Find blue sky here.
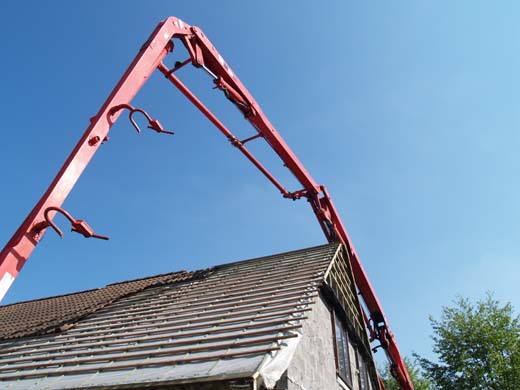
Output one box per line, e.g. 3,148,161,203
1,1,519,363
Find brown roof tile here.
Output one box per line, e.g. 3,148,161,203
0,270,202,340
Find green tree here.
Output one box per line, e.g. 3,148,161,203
416,293,520,390
381,357,433,390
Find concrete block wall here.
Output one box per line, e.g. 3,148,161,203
281,294,348,390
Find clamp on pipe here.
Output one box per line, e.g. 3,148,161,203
31,206,109,240
109,104,174,135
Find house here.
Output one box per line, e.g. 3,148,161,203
0,243,381,390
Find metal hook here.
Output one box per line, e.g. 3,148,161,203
372,344,383,353
109,104,174,135
41,206,109,240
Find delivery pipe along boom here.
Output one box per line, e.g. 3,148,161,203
0,17,413,390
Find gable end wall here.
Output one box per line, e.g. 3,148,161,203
279,293,351,390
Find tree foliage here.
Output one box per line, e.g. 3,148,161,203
381,357,433,390
416,293,520,390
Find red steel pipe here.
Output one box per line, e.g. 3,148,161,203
158,62,291,197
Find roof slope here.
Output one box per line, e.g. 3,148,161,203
0,271,198,340
0,243,340,389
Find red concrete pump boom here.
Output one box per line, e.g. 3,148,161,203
0,17,413,389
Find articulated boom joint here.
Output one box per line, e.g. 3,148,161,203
213,77,254,116
283,189,308,200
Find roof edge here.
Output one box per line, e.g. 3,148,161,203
213,242,339,270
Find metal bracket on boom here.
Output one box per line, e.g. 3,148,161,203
109,104,174,135
31,207,109,241
371,344,384,353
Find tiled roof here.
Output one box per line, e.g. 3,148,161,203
0,271,198,340
0,243,341,389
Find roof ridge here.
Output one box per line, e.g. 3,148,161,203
213,242,339,270
106,270,190,286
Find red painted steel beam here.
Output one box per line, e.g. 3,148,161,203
156,63,292,198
